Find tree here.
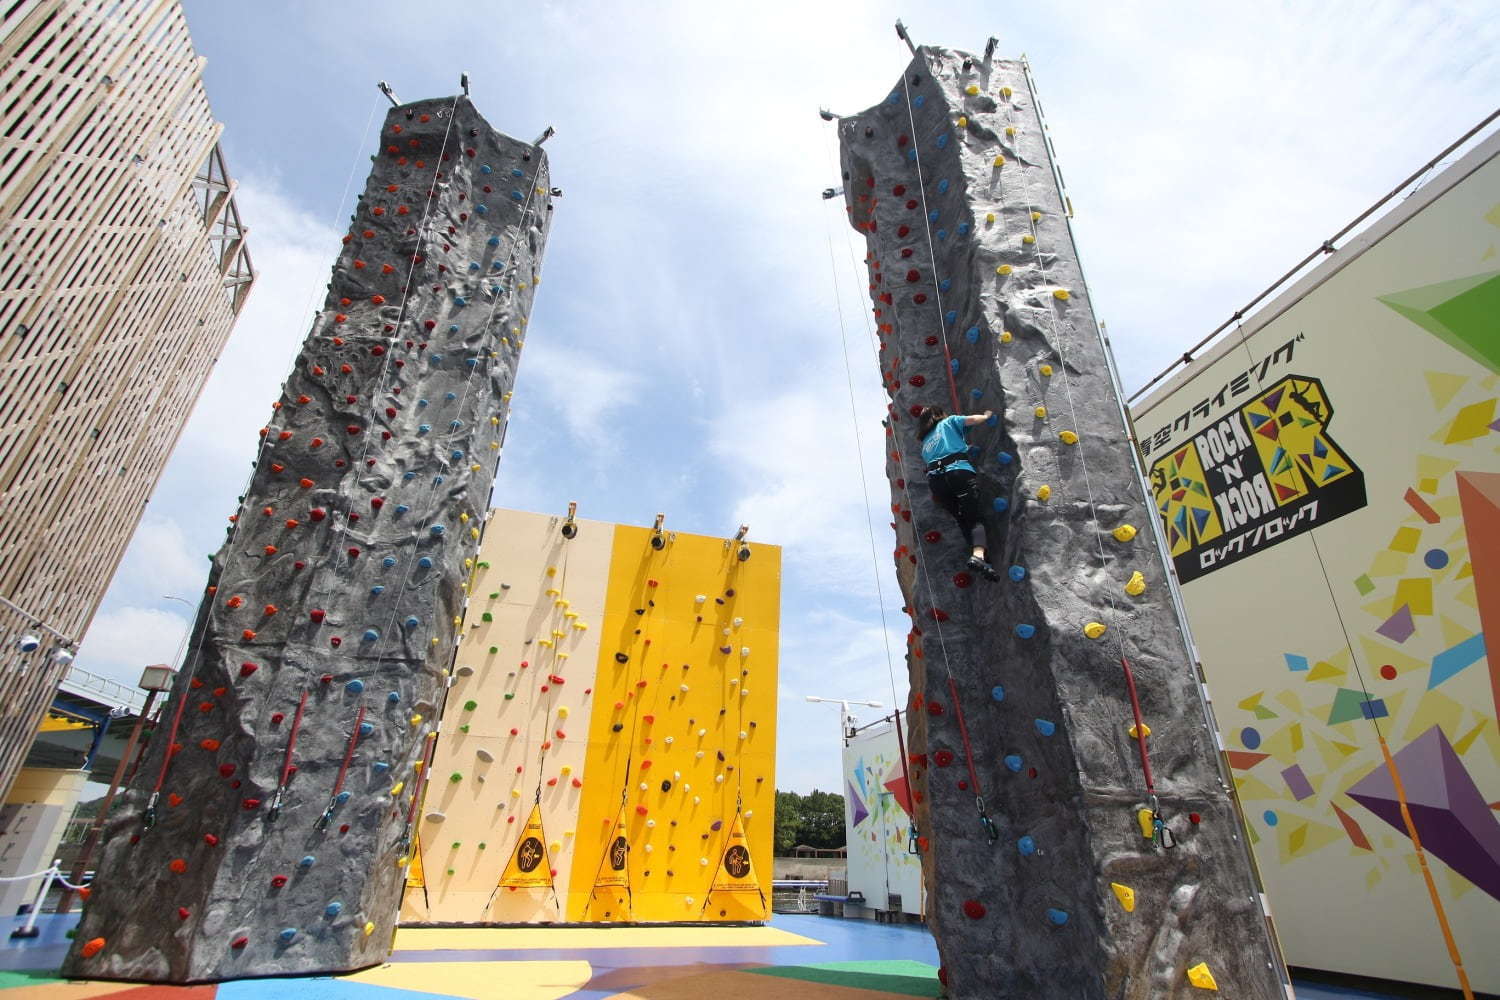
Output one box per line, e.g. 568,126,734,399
773,788,847,853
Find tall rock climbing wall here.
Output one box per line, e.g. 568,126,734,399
398,508,779,925
839,45,1291,998
62,95,553,982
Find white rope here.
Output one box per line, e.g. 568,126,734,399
0,865,56,883
55,872,92,890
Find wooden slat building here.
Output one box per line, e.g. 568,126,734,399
0,0,254,798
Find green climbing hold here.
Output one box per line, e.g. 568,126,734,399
463,699,478,711
449,772,463,783
488,646,499,654
451,841,461,849
504,692,515,700
459,724,470,733
489,592,500,599
478,842,487,850
482,612,494,622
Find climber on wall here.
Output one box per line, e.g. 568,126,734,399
917,406,1001,581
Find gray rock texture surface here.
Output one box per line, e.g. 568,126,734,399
62,96,552,982
839,47,1288,999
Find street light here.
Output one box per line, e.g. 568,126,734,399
806,695,883,744
58,663,177,913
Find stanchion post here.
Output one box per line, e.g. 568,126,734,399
11,860,59,939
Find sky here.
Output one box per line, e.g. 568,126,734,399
75,0,1500,793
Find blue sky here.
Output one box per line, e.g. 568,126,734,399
76,0,1499,792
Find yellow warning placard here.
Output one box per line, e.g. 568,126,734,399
500,803,554,889
405,831,425,889
593,805,631,890
710,813,762,893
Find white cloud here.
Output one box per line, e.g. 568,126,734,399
76,607,191,688
515,341,644,446
106,516,203,600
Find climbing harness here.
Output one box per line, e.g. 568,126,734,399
316,705,366,830
924,452,970,474
267,690,308,823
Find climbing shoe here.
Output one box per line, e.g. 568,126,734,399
968,555,1001,582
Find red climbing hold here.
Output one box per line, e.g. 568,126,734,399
348,547,361,559
240,662,258,677
905,269,920,282
310,508,326,521
230,936,248,950
203,834,219,847
263,604,278,617
934,749,955,767
242,798,260,810
371,294,386,305
219,764,236,777
953,573,972,588
927,701,945,716
963,900,986,919
241,630,256,641
909,375,926,387
168,793,183,807
898,135,910,147
169,859,187,873
1189,813,1202,825
371,497,384,509
299,478,314,489
892,184,906,195
636,805,649,816
897,225,911,237
923,531,942,543
200,739,221,752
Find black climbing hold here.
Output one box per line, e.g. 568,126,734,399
911,74,922,85
614,652,629,664
864,127,874,138
660,780,672,792
612,723,624,732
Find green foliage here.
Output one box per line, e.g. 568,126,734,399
774,788,846,854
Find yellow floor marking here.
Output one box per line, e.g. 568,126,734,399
393,923,821,952
348,960,591,1000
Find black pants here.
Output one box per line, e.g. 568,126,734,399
929,469,986,552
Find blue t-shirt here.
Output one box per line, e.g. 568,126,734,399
921,414,974,473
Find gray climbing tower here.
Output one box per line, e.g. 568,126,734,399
838,43,1291,998
62,95,553,981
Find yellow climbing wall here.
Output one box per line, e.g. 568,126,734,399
401,509,779,924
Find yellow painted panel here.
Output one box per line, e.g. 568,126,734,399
567,523,780,923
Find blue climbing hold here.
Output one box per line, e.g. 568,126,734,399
433,475,445,485
965,326,979,343
450,449,464,460
1018,836,1037,856
510,190,523,201
448,324,460,333
487,235,500,246
382,556,397,568
1014,623,1035,639
939,278,951,292
468,262,479,271
992,497,1009,512
279,928,297,942
370,585,384,595
325,901,342,918
492,261,504,270
944,310,957,324
417,556,433,569
373,761,390,773
345,679,365,694
1008,566,1026,582
418,398,430,407
958,222,970,236
1035,718,1056,736
992,685,1006,702
511,168,523,178
888,92,901,104
475,204,487,215
907,149,917,162
404,616,420,629
454,297,467,307
445,391,457,400
359,722,374,736
1004,754,1022,772
466,358,479,367
480,165,493,174
914,95,925,108
970,388,983,399
1047,908,1069,926
450,420,462,429
936,229,947,241
418,424,431,434
950,358,959,374
928,210,940,223
935,133,948,149
937,178,949,193
363,629,379,641
985,412,998,426
403,471,416,481
395,504,409,514
335,791,350,803
299,855,316,868
997,451,1014,464
387,691,400,703
430,353,443,363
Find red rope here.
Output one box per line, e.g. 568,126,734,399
938,343,961,414
150,673,193,794
891,707,914,809
331,705,366,797
1119,657,1155,794
946,676,983,797
280,690,309,787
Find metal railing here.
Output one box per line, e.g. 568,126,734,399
58,665,145,714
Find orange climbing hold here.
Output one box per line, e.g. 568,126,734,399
80,938,106,958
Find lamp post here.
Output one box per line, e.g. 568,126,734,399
805,695,883,745
57,663,176,913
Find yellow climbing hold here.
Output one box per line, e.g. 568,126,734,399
956,115,968,127
1128,722,1151,740
1186,963,1219,991
1137,808,1155,840
1034,405,1047,419
1112,524,1137,542
1083,621,1107,639
1110,882,1136,913
363,921,375,936
965,84,980,96
410,714,422,727
1125,571,1146,596
1038,364,1053,377
1031,210,1042,222
396,855,409,868
1000,330,1013,343
985,212,996,224
996,264,1012,276
1022,234,1036,245
1059,430,1079,445
1005,125,1017,137
993,154,1005,167
546,566,557,577
1036,484,1052,501
1053,288,1071,300
391,781,405,797
1001,86,1013,98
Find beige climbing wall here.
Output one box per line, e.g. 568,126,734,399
401,508,780,925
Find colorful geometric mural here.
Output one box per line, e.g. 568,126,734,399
842,721,924,916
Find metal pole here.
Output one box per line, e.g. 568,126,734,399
57,688,157,914
11,859,59,938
